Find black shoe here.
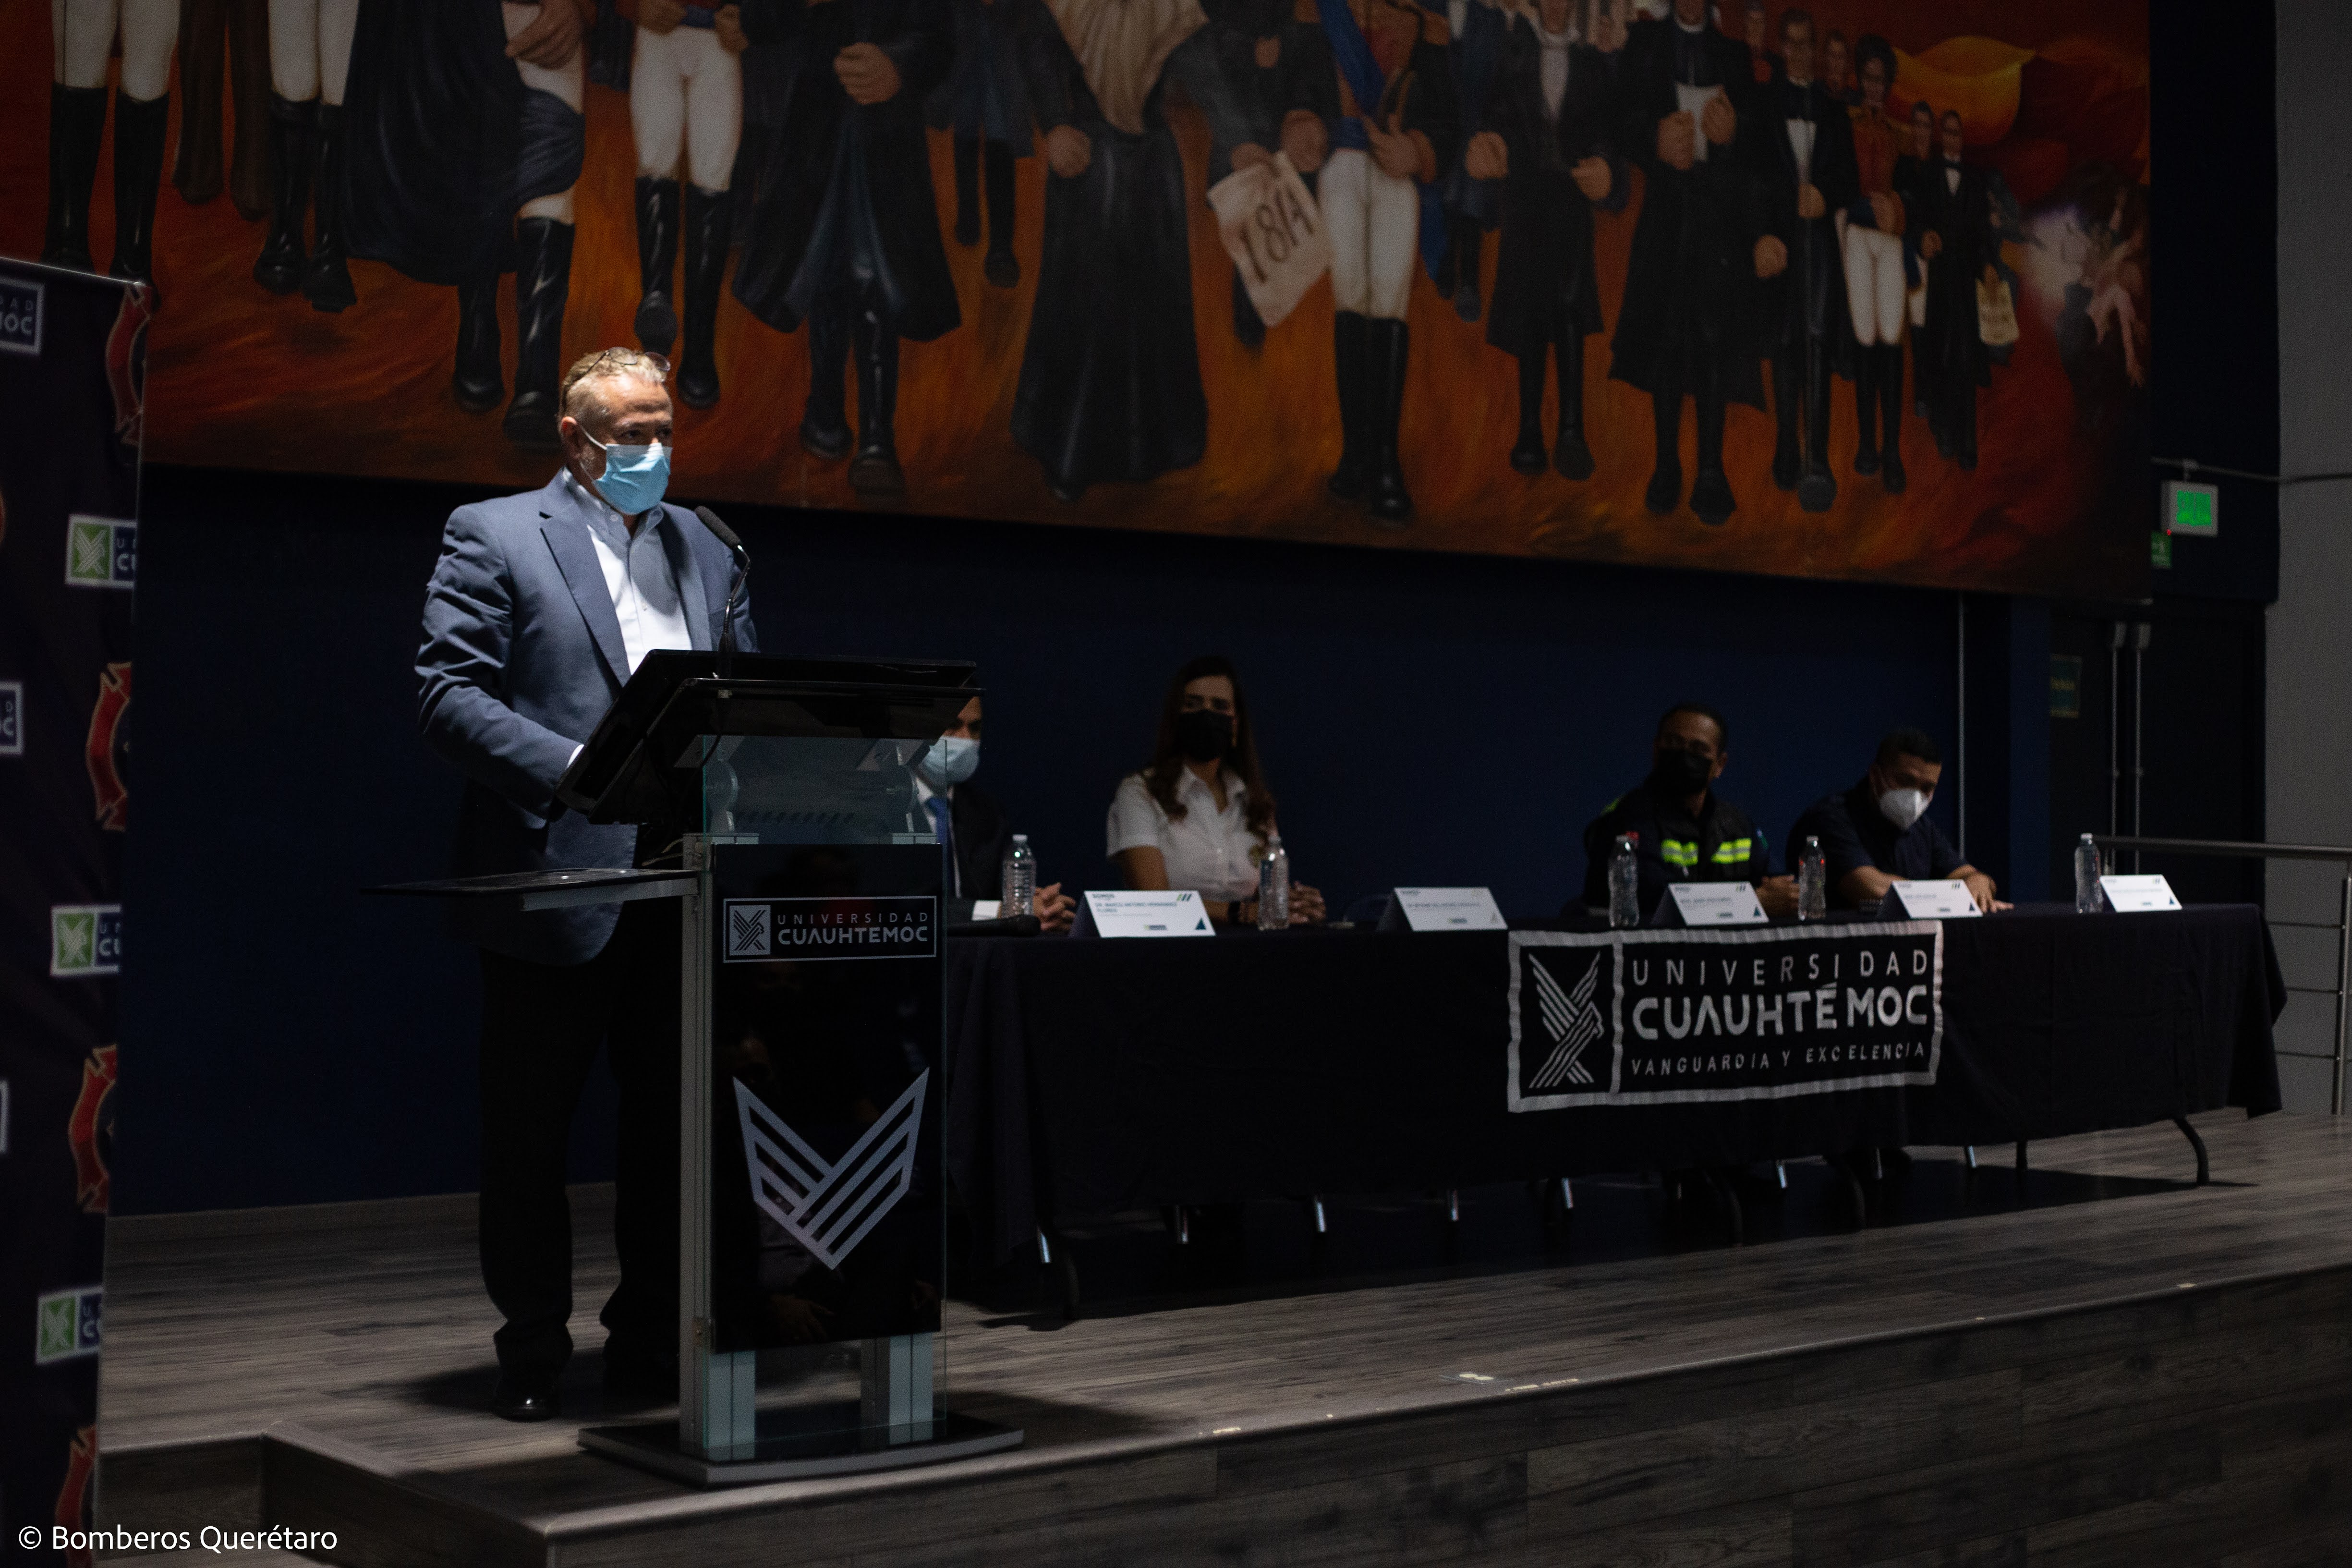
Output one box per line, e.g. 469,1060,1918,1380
1957,449,1977,472
1644,464,1682,515
452,274,503,413
109,91,171,282
983,250,1019,289
1509,422,1546,475
1935,428,1956,461
633,174,681,354
1881,451,1907,494
503,218,575,450
1327,311,1370,502
1366,318,1413,526
490,1373,561,1423
1854,446,1880,477
1797,465,1837,512
300,103,356,312
43,84,108,272
1553,428,1595,481
253,94,315,294
1689,466,1736,525
1770,439,1800,492
676,184,730,408
800,418,850,459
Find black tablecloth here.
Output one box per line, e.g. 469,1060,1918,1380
942,905,2284,1262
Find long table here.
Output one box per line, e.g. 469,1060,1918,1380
941,905,2284,1264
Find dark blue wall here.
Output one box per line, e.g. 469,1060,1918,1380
117,466,1989,1213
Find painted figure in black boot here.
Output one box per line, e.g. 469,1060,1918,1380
253,0,358,310
732,0,959,498
626,0,747,405
344,0,591,445
1606,0,1759,527
47,0,182,281
1840,36,1907,495
1751,11,1855,513
1281,0,1459,527
1432,0,1506,324
930,0,1034,288
1463,0,1621,479
1915,109,1990,472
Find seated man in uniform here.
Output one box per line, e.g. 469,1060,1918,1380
1788,726,2010,912
1576,703,1798,919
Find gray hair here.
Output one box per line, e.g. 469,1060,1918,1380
558,348,670,422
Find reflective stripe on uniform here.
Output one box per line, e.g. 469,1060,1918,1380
1711,838,1752,864
1661,839,1699,867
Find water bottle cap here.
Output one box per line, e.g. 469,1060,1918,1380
1012,833,1029,843
2080,833,2095,843
1806,835,1819,848
1268,833,1282,846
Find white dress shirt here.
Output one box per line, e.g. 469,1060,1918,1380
1106,769,1265,902
565,470,693,676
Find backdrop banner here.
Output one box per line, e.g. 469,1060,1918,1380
0,0,2149,597
0,261,144,1562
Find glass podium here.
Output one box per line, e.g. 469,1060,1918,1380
384,653,1020,1486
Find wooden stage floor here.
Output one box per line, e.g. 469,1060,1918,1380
97,1111,2352,1567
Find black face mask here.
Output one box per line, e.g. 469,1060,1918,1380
1651,747,1713,796
1174,708,1235,765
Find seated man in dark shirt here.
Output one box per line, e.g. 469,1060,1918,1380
1578,703,1798,919
1789,726,2010,912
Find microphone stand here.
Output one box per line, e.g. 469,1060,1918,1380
694,506,750,679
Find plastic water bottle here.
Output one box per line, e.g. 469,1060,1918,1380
1797,835,1826,922
1608,835,1641,929
1002,834,1036,918
2074,833,2104,913
1257,835,1290,930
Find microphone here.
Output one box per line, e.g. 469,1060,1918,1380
694,506,751,661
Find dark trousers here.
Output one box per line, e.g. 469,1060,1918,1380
477,899,680,1380
172,0,270,218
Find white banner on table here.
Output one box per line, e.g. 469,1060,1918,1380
2099,874,2182,912
1653,883,1770,927
1381,887,1507,931
1072,889,1214,938
1507,924,1944,1110
1888,880,1980,919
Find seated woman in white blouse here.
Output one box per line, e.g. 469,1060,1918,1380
1106,656,1326,924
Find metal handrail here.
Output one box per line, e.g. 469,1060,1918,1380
2091,835,2352,1115
2095,835,2352,863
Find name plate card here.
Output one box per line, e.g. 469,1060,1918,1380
1888,880,1980,919
1073,889,1214,938
1654,883,1770,927
2099,874,2182,913
1381,887,1508,932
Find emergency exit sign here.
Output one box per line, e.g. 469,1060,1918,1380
2163,480,2219,536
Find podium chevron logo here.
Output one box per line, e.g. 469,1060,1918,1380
734,1071,927,1270
1529,952,1605,1089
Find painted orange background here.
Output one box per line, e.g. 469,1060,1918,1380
0,0,2149,595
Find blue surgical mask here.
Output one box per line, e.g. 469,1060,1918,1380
584,432,671,515
916,736,979,790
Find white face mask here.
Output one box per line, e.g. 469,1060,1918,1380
916,736,979,790
1878,787,1929,831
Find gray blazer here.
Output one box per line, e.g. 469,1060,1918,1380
417,473,759,965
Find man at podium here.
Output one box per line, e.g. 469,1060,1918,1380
416,346,758,1422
